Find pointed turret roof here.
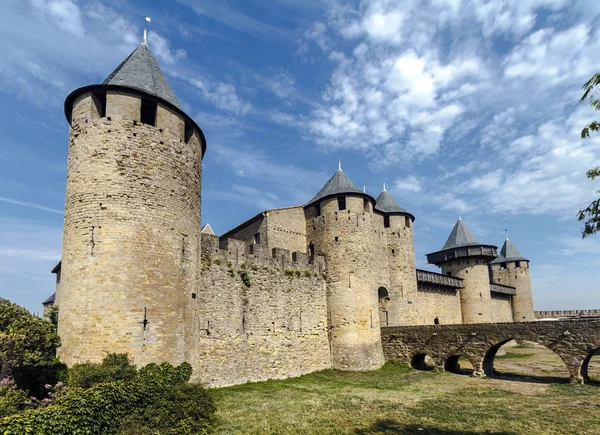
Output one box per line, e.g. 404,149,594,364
375,189,414,220
307,168,366,206
103,42,181,109
441,218,480,250
490,237,528,264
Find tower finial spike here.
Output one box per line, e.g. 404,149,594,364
338,159,341,171
383,181,386,191
458,214,462,221
362,184,366,193
143,16,151,44
505,229,509,241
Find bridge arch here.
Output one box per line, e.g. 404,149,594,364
580,346,600,383
411,353,436,371
444,355,475,375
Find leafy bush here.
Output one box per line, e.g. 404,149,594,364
68,353,138,388
0,362,192,435
0,378,30,419
0,298,63,398
117,383,216,435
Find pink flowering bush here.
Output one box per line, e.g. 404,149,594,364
0,378,29,418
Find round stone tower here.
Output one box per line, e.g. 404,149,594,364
426,218,497,324
305,165,385,370
374,185,418,326
57,40,206,367
489,236,534,322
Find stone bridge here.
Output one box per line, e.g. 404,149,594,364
381,319,600,383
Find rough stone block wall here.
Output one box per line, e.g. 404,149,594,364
414,285,462,325
490,262,534,322
266,206,307,254
306,195,386,371
490,294,513,323
193,234,330,387
58,92,202,368
156,104,184,139
442,258,492,323
383,215,420,326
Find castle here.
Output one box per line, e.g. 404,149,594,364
43,41,535,387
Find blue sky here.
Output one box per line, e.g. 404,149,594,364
1,0,600,313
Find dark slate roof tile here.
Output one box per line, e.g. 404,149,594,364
441,218,481,250
103,42,181,109
307,169,364,205
374,189,413,219
490,238,528,263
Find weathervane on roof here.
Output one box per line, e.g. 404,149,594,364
338,159,342,171
143,16,151,44
458,214,462,221
382,181,386,192
505,229,509,240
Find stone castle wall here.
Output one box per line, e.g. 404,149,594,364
490,294,513,323
413,285,463,325
490,262,534,322
194,233,330,387
58,91,202,367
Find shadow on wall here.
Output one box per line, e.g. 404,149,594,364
354,420,516,434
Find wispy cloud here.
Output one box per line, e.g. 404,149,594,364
0,196,63,214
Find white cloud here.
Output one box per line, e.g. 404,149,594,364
29,0,85,37
148,31,186,65
0,196,63,214
190,78,252,115
393,175,423,193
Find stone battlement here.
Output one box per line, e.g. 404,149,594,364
535,309,600,319
201,233,325,274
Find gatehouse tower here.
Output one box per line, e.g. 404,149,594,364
426,218,498,324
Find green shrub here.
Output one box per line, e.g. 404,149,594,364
304,270,312,277
238,271,251,287
0,362,192,435
0,378,30,419
284,269,294,276
117,383,216,435
68,353,137,388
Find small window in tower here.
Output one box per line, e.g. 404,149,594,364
140,97,157,126
315,203,321,217
335,236,339,242
391,249,395,254
184,121,194,143
309,243,315,257
384,215,390,228
254,232,260,244
501,263,507,270
363,198,369,212
337,196,346,211
405,216,411,228
515,261,521,268
446,271,452,276
91,91,106,118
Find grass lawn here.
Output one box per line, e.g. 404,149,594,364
210,346,600,435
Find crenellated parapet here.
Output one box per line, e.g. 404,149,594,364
201,233,325,275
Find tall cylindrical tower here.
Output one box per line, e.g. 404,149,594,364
374,187,419,326
426,218,497,324
57,41,206,367
489,237,534,322
305,168,385,370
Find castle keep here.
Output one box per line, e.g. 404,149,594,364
44,41,535,387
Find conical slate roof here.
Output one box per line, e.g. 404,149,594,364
441,218,481,250
490,238,528,263
103,42,181,109
375,189,414,220
307,169,364,205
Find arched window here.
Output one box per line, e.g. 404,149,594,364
378,287,390,301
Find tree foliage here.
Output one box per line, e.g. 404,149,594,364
579,75,600,238
68,353,138,389
0,298,65,397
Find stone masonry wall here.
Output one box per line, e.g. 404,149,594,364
58,91,202,368
490,262,534,322
490,294,513,323
306,195,386,371
383,214,420,326
414,285,462,325
266,206,307,254
194,233,330,387
442,258,492,323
